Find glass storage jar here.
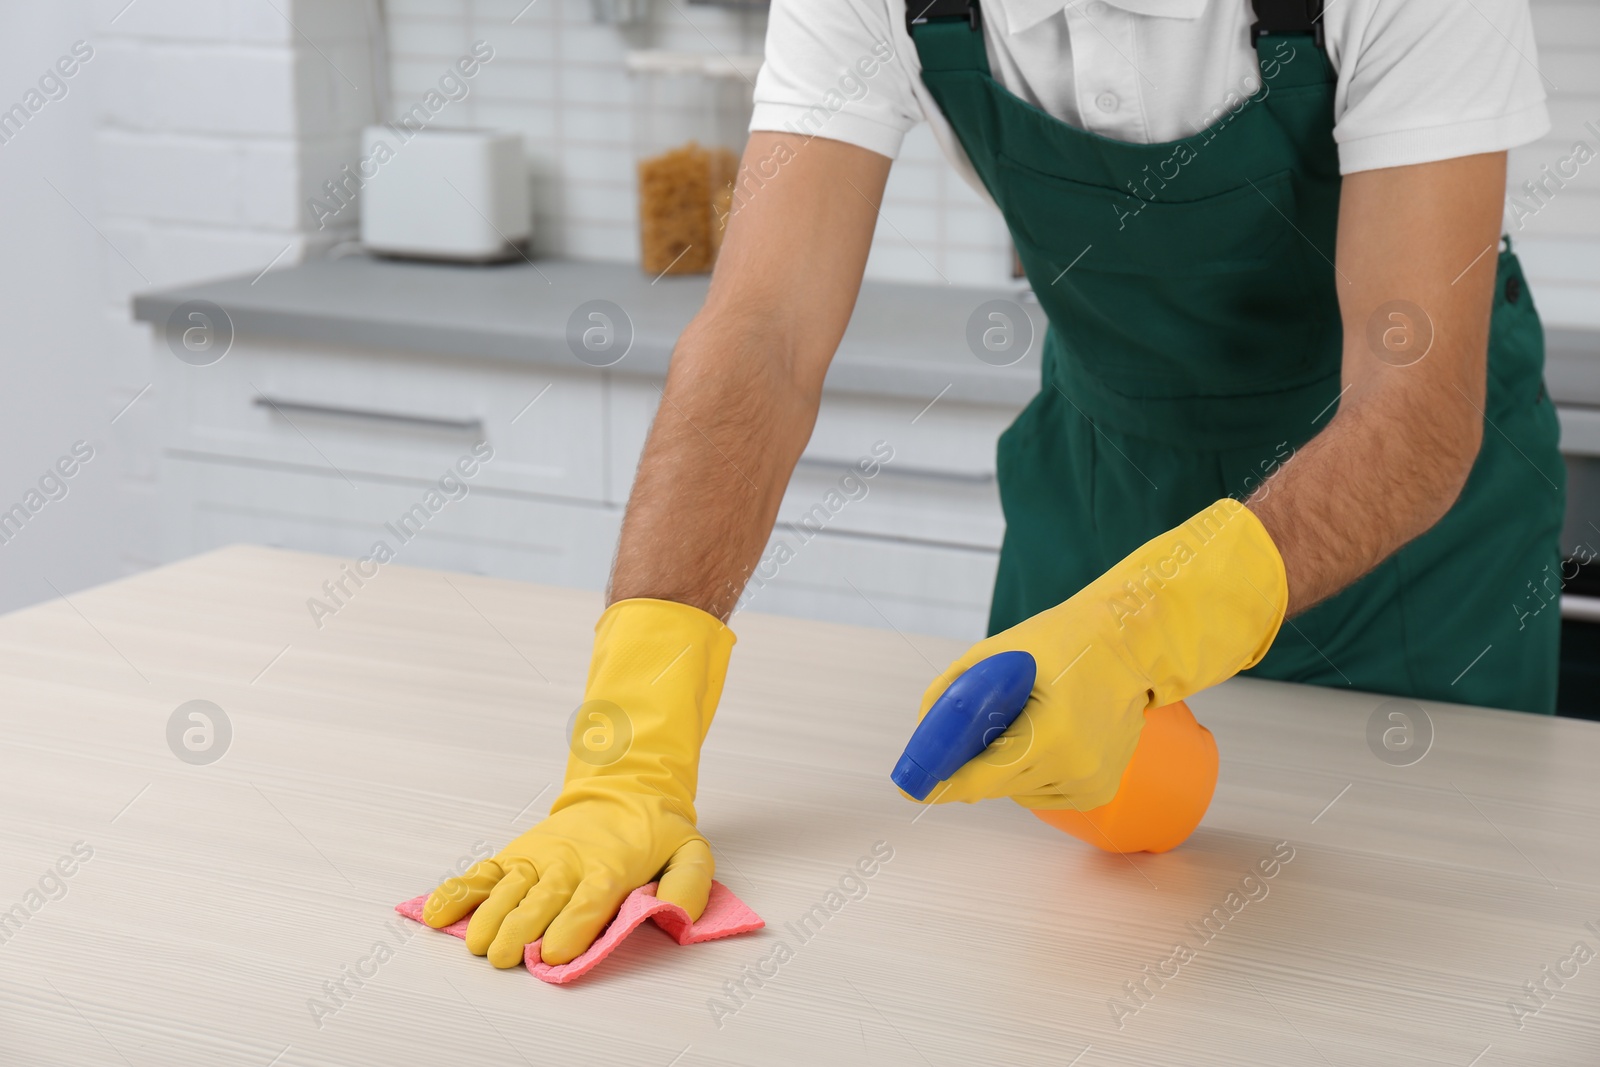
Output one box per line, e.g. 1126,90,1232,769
626,50,759,276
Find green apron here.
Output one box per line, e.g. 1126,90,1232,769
909,1,1566,713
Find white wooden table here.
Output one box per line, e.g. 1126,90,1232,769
3,546,1597,1065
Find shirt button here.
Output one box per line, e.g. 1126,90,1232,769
1088,0,1109,14
1096,91,1119,113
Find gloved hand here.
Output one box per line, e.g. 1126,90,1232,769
423,598,734,967
914,498,1286,811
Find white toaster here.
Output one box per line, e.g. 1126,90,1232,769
358,126,531,262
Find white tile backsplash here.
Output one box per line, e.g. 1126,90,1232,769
896,122,944,164
486,27,559,61
388,0,471,16
387,19,474,56
882,159,941,203
551,22,632,67
476,99,558,138
1506,1,1600,323
561,220,638,259
562,181,636,222
555,142,634,184
556,102,632,145
93,0,294,44
862,242,949,286
387,1,1597,307
472,60,560,100
873,203,943,246
97,41,301,136
944,205,1011,247
558,64,632,106
497,0,556,24
383,0,1014,284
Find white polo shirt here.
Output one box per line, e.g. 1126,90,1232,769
749,0,1549,195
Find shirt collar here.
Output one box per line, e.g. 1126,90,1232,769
998,0,1211,36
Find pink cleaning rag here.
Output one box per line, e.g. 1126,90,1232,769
395,880,763,984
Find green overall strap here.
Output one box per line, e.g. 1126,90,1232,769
907,0,990,74
1249,0,1335,87
908,0,1336,85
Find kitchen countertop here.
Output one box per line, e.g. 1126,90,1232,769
131,254,1600,411
132,256,1047,407
5,545,1598,1065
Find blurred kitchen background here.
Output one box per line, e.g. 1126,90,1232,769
0,1,1596,711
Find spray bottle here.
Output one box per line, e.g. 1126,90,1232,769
890,651,1218,854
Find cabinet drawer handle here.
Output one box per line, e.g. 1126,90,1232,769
1564,594,1600,624
794,454,995,485
253,396,484,434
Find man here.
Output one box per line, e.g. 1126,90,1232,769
425,0,1565,968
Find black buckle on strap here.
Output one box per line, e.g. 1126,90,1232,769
906,0,980,35
1250,0,1324,47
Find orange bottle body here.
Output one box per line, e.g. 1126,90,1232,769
1030,701,1217,854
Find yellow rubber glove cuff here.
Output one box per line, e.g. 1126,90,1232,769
423,597,735,967
916,498,1286,811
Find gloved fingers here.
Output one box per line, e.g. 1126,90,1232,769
539,870,634,966
423,858,504,928
1011,786,1113,812
984,745,1130,811
970,702,1039,773
896,779,955,805
656,837,714,921
486,867,580,969
930,760,1020,804
941,746,1125,809
925,705,1043,804
463,859,538,956
1009,791,1070,811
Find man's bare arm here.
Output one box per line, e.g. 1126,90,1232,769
1249,152,1507,615
608,133,892,618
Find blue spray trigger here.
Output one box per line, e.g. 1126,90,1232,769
891,650,1037,801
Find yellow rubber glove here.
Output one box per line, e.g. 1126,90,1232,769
423,598,734,967
915,498,1287,811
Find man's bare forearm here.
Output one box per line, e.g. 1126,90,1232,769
1248,153,1506,616
607,311,821,619
606,133,892,619
1247,357,1484,615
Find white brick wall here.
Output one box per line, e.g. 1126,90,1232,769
92,0,376,574
1511,1,1600,326
94,0,374,267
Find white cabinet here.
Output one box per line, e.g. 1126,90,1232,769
783,388,1011,551
609,378,1013,549
607,378,1020,639
159,339,608,502
158,337,1024,640
737,527,1001,642
164,458,621,590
